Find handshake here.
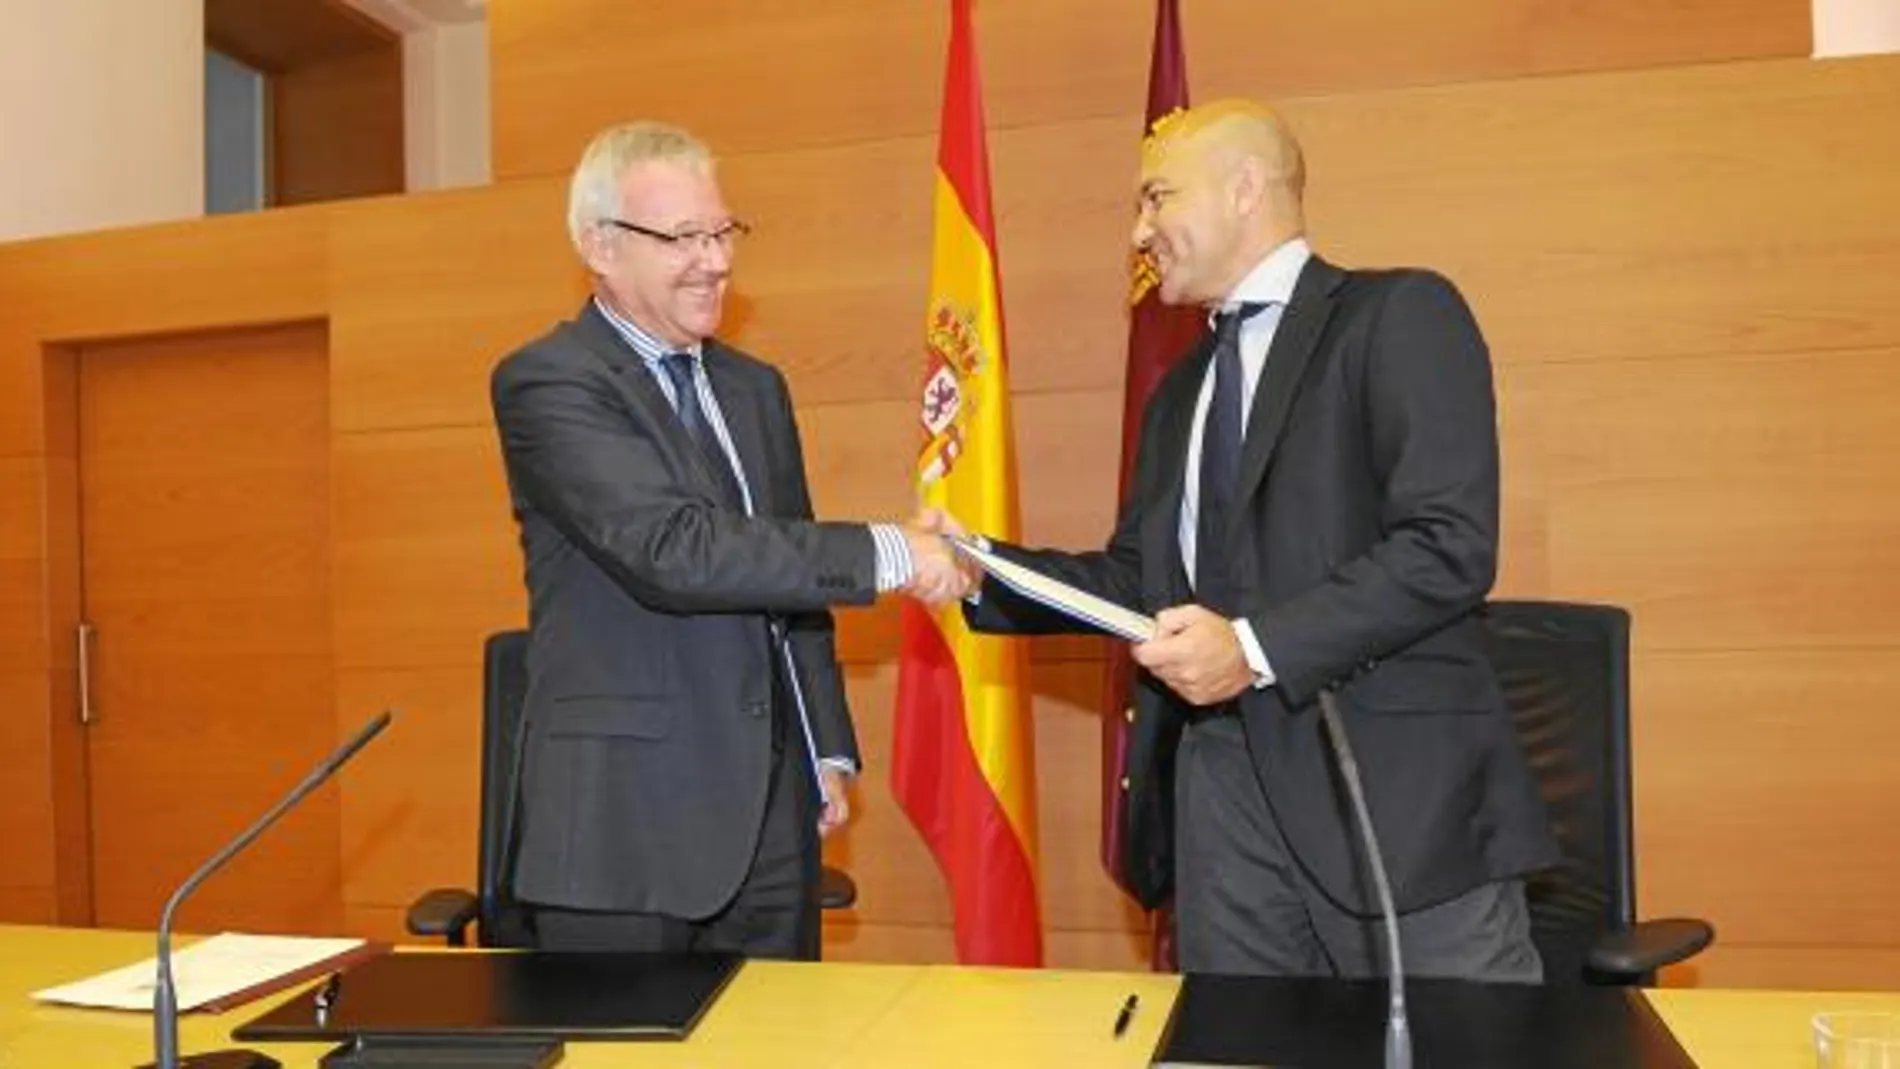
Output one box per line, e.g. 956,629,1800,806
897,508,982,608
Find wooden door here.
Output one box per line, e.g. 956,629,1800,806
76,323,338,933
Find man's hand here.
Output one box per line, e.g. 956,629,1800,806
817,766,851,837
1131,604,1255,706
901,508,979,606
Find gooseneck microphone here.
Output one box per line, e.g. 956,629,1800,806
1317,690,1411,1069
143,711,394,1069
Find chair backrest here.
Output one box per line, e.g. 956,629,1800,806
475,628,535,948
1478,600,1638,984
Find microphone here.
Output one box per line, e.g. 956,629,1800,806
141,711,394,1069
1317,690,1411,1069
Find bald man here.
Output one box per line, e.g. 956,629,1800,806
945,101,1558,978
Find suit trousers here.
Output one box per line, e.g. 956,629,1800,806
1173,715,1542,982
528,695,821,960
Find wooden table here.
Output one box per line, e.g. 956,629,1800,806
2,924,1893,1067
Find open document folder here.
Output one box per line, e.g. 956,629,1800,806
32,932,379,1013
950,536,1156,642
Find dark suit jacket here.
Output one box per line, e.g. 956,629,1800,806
968,257,1558,917
491,301,873,919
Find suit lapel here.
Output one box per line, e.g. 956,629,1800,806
571,301,739,506
1228,258,1346,539
573,300,679,428
702,341,774,516
1144,336,1213,607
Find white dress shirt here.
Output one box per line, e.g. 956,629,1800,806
1177,237,1313,689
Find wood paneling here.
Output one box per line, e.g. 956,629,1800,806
0,672,55,897
326,182,578,432
335,666,484,908
274,46,406,205
489,0,1810,180
332,426,521,670
1635,651,1900,949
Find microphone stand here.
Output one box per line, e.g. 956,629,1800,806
141,711,394,1069
1318,690,1411,1069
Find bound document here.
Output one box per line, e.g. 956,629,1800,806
32,932,383,1013
950,536,1156,642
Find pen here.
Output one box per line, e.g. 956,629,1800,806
1112,992,1139,1038
313,971,342,1026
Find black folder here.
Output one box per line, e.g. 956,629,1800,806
1153,974,1699,1068
232,952,742,1043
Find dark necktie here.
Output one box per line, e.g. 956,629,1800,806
1195,301,1270,611
660,352,745,510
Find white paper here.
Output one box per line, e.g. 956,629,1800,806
31,932,365,1012
952,536,1156,642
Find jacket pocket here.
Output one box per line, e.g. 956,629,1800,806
545,694,676,739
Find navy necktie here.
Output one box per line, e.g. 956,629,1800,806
1196,301,1270,611
660,352,744,510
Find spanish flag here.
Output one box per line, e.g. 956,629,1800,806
891,0,1042,967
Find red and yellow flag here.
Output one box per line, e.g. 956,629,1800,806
891,0,1042,967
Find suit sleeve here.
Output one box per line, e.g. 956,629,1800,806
962,379,1170,635
492,346,878,615
1249,272,1500,706
767,372,861,768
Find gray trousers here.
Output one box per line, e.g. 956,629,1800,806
1174,716,1542,982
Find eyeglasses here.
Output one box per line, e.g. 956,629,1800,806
601,217,752,256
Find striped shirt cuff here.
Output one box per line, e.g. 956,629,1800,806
870,523,914,592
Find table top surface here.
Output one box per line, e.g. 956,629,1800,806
1,924,1894,1068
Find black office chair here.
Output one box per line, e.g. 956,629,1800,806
1480,600,1713,984
406,629,857,948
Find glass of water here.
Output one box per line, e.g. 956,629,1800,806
1815,1013,1900,1069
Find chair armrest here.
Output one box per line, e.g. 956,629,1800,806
1586,917,1715,981
817,866,857,910
406,888,480,947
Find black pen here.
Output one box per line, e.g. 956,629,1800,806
1112,992,1139,1038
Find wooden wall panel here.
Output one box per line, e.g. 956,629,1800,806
1297,56,1900,367
273,47,406,205
332,427,520,671
488,0,1810,180
327,183,579,432
0,210,328,351
0,459,50,674
1636,652,1900,951
1506,349,1900,651
335,666,483,908
0,672,55,897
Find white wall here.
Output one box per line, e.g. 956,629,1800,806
0,0,203,243
404,21,491,191
1814,0,1900,56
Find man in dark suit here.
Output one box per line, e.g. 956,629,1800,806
936,100,1558,978
491,122,963,958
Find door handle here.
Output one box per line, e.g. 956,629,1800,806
77,621,95,725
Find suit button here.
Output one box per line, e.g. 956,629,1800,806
745,701,768,719
1123,706,1136,724
1119,776,1131,791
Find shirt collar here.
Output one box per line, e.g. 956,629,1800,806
1213,236,1313,321
592,296,704,365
